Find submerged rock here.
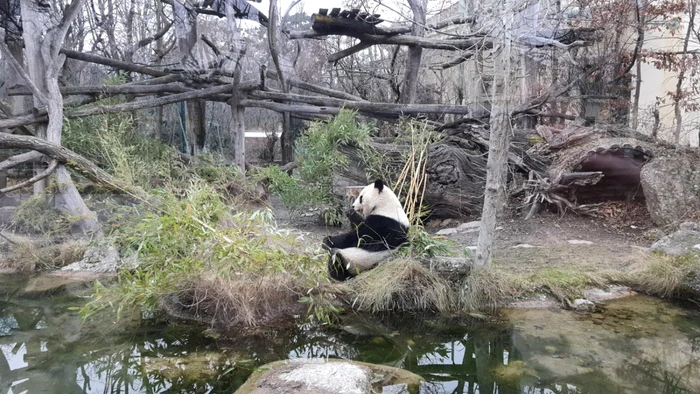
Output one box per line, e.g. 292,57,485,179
235,358,423,394
145,352,235,381
571,298,596,312
21,275,85,296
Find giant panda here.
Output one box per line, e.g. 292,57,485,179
322,179,410,281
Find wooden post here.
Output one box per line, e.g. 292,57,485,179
232,93,246,173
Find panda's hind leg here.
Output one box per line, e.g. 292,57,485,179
327,249,352,281
327,247,394,281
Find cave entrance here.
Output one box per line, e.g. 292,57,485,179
571,147,651,204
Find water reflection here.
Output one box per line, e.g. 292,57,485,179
1,274,699,394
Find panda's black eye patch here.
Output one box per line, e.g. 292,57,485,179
360,196,363,204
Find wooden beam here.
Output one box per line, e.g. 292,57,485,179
0,81,259,130
60,48,168,77
248,90,478,115
328,42,373,63
8,82,191,97
265,70,366,101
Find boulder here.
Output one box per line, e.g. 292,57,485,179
60,241,121,273
234,358,423,394
641,154,700,226
650,230,700,256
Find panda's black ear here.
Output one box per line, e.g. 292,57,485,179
374,179,384,192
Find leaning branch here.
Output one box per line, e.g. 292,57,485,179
328,42,373,63
245,91,478,115
0,160,57,195
266,70,366,101
0,151,44,172
0,133,148,201
60,48,168,77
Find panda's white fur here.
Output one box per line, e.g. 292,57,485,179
323,180,410,281
352,181,409,227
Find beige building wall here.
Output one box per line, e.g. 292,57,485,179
633,14,700,147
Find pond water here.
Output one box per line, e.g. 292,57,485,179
1,274,699,394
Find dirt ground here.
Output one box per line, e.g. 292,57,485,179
274,198,661,280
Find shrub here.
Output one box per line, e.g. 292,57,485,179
81,180,329,327
255,109,372,224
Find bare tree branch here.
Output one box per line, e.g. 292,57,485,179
429,52,475,70
0,151,44,173
136,21,174,50
0,159,57,195
265,70,366,101
8,83,191,97
328,42,372,63
289,29,492,51
245,91,479,115
0,39,48,105
60,48,169,77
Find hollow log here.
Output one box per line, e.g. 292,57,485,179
334,128,549,219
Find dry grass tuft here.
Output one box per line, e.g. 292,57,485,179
338,258,451,313
627,252,700,298
1,234,87,272
455,267,521,311
177,274,305,328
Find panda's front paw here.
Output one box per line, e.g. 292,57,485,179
322,236,334,251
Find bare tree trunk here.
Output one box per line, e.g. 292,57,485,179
267,0,293,163
401,0,427,104
172,0,205,154
20,0,101,235
673,1,695,145
630,2,645,131
224,0,248,172
19,2,49,195
154,0,166,142
0,31,26,189
186,99,206,153
475,0,517,268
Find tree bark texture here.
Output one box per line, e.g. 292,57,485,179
401,0,427,104
475,0,518,269
20,0,101,235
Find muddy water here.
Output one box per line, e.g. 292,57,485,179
1,273,698,394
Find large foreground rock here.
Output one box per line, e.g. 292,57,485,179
641,153,700,226
235,358,423,394
650,224,700,298
650,227,700,256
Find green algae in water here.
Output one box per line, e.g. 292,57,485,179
2,274,700,394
